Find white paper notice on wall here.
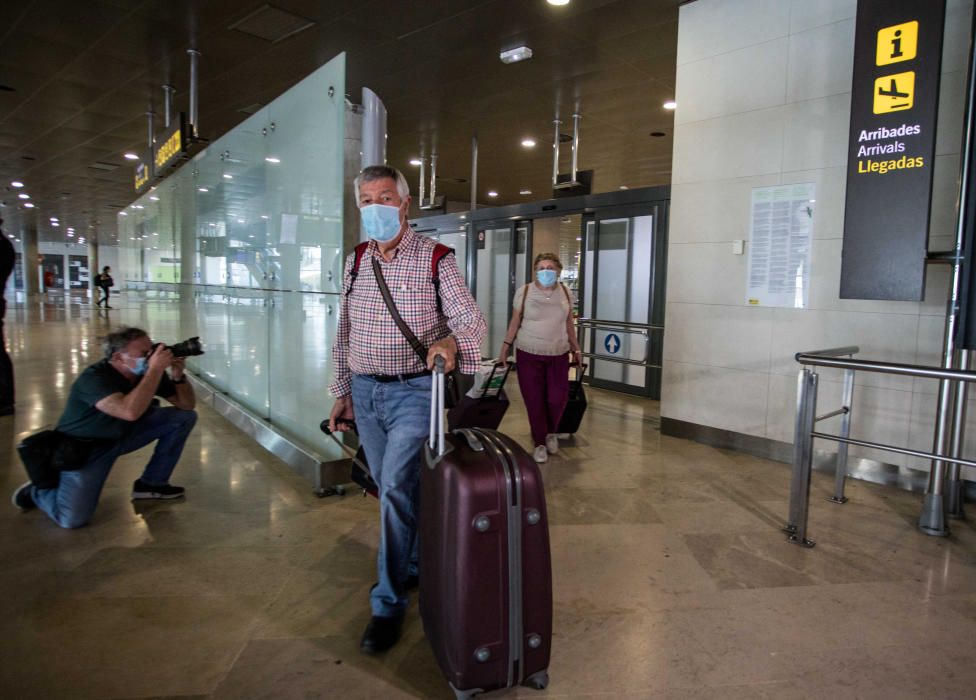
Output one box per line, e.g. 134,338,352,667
280,213,298,244
746,183,815,308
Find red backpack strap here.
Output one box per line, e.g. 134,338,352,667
430,243,454,313
346,241,370,296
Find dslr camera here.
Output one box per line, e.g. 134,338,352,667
155,336,205,358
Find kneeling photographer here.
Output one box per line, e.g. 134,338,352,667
12,327,200,529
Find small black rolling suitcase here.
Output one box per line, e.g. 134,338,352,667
421,359,553,700
319,418,378,498
556,362,587,435
447,361,512,431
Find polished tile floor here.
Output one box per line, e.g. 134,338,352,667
3,297,976,699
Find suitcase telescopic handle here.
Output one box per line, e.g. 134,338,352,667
429,355,446,456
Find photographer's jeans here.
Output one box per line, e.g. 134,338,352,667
351,374,430,618
32,406,197,529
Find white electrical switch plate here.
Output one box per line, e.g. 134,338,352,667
732,239,745,255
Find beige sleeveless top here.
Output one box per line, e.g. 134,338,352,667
512,283,571,356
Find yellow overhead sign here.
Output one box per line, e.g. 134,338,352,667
873,71,915,114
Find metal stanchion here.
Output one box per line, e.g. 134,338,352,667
786,368,818,547
947,350,970,519
829,368,856,504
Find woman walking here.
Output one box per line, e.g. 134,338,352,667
499,253,581,463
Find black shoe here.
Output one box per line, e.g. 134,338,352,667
131,479,185,500
360,615,403,654
12,482,35,511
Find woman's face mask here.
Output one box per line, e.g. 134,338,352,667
536,269,558,287
360,203,402,242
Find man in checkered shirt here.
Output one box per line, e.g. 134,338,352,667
328,165,486,654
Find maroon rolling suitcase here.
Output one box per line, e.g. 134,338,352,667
421,360,552,700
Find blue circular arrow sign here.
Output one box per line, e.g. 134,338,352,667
604,333,621,354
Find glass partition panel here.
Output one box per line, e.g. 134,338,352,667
476,226,512,358
117,53,347,463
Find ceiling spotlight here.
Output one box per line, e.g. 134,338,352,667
261,215,269,219
521,138,536,148
23,202,34,208
18,193,29,199
50,216,58,221
119,211,127,216
619,185,629,190
265,156,281,164
663,100,677,110
223,174,233,179
548,0,571,5
124,153,139,160
198,187,209,192
237,218,245,223
10,181,24,188
519,189,532,195
500,46,533,64
487,190,499,197
149,195,160,201
409,158,423,166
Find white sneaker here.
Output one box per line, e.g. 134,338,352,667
545,434,559,454
533,445,548,463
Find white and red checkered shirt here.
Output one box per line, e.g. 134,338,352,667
329,228,487,398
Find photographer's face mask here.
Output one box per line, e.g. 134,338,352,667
124,354,148,376
360,203,402,242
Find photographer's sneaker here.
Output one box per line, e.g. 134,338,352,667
533,445,548,464
131,479,185,500
12,482,36,511
546,434,559,455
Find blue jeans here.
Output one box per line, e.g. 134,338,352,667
352,373,431,617
32,406,198,529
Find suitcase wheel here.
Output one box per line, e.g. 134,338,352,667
449,683,486,700
522,670,550,691
313,485,346,498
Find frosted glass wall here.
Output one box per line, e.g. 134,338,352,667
118,54,346,458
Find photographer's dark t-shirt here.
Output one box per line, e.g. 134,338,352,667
56,359,176,439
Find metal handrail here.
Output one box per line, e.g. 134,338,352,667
796,353,976,382
576,318,664,332
787,345,976,548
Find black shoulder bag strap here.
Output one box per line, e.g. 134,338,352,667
371,258,429,365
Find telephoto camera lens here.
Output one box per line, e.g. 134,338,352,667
165,336,205,358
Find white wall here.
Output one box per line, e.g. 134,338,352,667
664,0,975,472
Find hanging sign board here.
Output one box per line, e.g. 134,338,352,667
840,0,945,301
133,153,151,192
153,112,189,176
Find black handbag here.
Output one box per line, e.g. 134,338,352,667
16,430,114,490
371,258,473,408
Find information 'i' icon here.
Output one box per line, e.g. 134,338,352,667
876,21,918,66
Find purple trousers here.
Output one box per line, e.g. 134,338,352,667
516,348,569,447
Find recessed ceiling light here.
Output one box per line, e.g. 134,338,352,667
521,138,536,148
223,174,233,179
237,218,245,223
261,215,269,219
119,212,128,216
619,185,629,190
10,181,23,188
576,237,582,241
519,189,532,195
124,153,139,160
52,222,59,227
663,100,677,110
149,195,160,201
547,0,570,5
265,156,280,164
488,190,499,197
499,46,533,64
23,202,34,208
17,193,29,199
409,158,423,166
198,187,209,192
50,216,58,221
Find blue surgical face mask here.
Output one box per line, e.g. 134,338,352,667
127,355,147,376
536,269,558,287
360,203,402,242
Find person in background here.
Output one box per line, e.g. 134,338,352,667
499,252,581,463
95,266,114,308
0,218,14,416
